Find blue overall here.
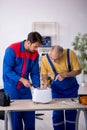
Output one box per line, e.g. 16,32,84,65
10,88,35,130
46,49,79,130
3,41,40,130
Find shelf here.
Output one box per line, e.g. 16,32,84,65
32,22,58,45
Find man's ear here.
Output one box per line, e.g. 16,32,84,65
27,40,31,45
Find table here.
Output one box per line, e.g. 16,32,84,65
0,98,87,130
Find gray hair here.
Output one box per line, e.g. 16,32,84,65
51,45,63,54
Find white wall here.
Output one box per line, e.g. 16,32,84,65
0,0,87,87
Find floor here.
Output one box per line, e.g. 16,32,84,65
35,111,86,130
0,110,86,130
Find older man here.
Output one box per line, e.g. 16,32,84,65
41,45,82,130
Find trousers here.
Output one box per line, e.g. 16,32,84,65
51,77,79,130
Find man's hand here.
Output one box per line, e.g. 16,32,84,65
42,83,50,88
41,74,50,88
19,77,33,88
55,74,65,81
55,70,82,81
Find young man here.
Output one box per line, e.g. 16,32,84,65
3,32,43,130
40,45,82,130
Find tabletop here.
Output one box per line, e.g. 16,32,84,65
0,98,87,111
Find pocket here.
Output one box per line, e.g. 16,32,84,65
51,77,79,90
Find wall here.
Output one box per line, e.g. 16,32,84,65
0,0,87,87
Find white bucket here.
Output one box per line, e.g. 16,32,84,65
32,88,52,103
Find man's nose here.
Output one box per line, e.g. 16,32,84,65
35,48,38,51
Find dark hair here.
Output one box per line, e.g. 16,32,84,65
27,32,43,44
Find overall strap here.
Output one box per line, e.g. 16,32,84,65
67,49,71,72
46,49,71,74
46,53,57,73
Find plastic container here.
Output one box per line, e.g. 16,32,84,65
32,88,52,103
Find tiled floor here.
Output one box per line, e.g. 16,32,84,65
0,110,86,130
